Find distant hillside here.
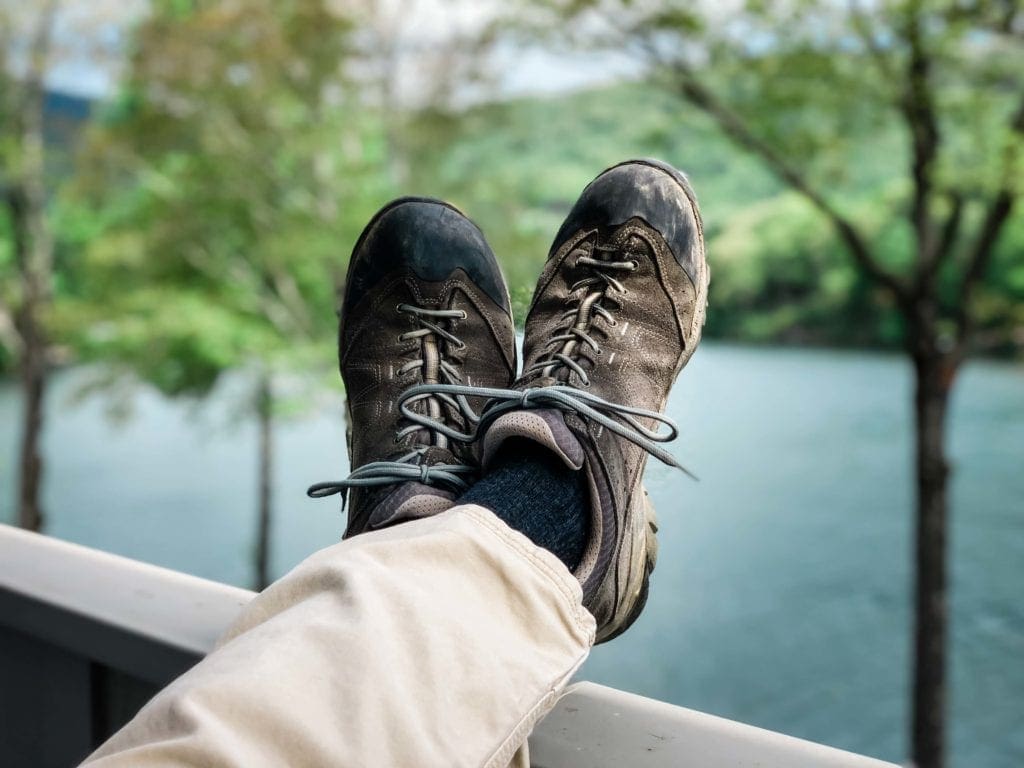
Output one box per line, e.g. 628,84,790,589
43,90,91,152
26,81,1020,357
404,82,1022,354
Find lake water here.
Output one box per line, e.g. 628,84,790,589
1,343,1022,766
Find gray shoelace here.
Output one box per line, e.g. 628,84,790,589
390,239,694,478
307,304,480,507
528,243,635,386
393,382,695,478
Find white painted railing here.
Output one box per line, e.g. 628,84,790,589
0,523,898,768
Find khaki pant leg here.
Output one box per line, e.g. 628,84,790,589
83,505,595,768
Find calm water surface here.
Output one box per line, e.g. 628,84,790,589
1,344,1022,766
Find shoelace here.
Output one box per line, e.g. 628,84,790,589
394,383,694,478
528,243,636,386
393,237,694,477
307,304,480,507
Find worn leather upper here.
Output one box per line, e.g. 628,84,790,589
517,160,708,640
550,159,704,286
345,198,511,316
339,198,517,536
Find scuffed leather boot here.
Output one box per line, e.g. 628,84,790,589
309,197,517,537
476,159,708,641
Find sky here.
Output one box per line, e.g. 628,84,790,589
32,0,146,97
38,0,642,102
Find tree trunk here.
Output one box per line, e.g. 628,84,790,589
7,182,50,533
16,310,47,532
254,375,274,591
8,12,56,532
910,350,954,768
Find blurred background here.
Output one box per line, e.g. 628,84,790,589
1,1,1021,766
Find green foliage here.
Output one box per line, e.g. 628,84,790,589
404,83,785,322
6,0,1022,387
509,0,1024,357
707,193,905,347
966,215,1024,355
402,81,1021,352
61,0,392,398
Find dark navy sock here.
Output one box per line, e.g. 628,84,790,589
459,438,589,571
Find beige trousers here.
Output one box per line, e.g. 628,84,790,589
82,504,596,768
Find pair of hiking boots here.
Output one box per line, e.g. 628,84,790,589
309,159,709,643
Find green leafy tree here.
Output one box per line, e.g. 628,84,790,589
66,0,392,588
517,2,1023,765
0,2,59,533
1,1,120,530
402,77,1024,347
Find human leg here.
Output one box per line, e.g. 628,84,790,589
82,504,594,768
83,159,709,766
418,159,709,642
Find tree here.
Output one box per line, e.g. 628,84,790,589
66,0,391,588
1,0,127,531
343,0,501,186
0,2,59,532
517,2,1023,766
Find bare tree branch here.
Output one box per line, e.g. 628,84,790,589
266,264,315,337
900,1,941,281
995,0,1020,34
672,66,910,303
13,0,60,309
954,93,1024,345
848,0,900,85
0,301,23,358
4,184,28,269
945,0,1023,37
0,12,14,128
179,244,305,340
21,1,61,114
929,192,964,269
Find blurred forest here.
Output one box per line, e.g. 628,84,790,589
2,2,1021,385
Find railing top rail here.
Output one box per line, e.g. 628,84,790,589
0,523,898,768
0,523,250,682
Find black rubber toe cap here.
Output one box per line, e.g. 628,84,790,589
550,159,702,284
346,197,510,312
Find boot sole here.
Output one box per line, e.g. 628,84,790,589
598,488,660,643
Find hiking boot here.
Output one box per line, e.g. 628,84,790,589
308,197,517,537
477,159,709,641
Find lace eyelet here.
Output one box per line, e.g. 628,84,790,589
458,311,468,320
628,260,639,270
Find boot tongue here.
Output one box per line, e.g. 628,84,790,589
481,408,584,471
365,482,456,531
